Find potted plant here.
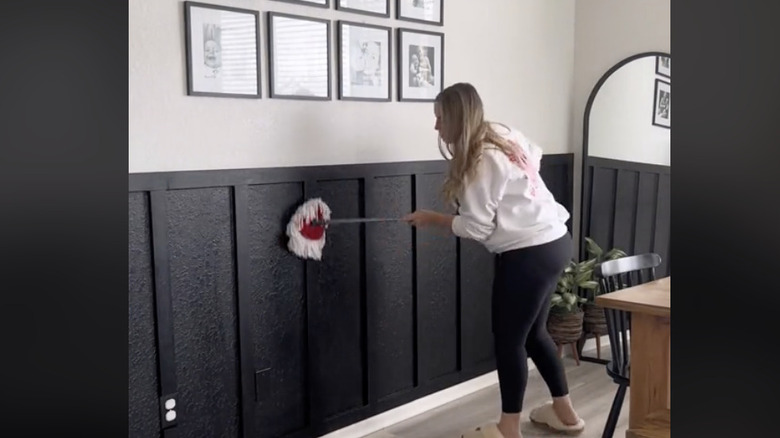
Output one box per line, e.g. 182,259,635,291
581,237,627,340
547,258,598,347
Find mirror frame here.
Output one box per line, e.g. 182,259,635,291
579,50,670,259
577,51,670,364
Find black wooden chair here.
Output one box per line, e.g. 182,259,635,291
595,253,662,438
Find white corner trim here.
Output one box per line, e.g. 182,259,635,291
317,336,613,438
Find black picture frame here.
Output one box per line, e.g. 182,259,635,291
652,78,671,129
656,55,671,78
336,0,390,18
184,1,261,98
396,0,443,26
337,21,392,102
267,12,332,101
397,28,444,102
269,0,330,8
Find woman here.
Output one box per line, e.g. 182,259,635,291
403,83,586,438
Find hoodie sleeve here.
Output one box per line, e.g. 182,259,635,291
451,150,509,241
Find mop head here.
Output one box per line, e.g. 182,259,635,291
286,197,331,260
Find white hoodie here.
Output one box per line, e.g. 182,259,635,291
450,124,570,253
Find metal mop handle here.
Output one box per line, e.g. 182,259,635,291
312,217,402,226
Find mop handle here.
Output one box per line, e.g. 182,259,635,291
312,217,403,225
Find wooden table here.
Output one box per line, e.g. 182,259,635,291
595,276,670,432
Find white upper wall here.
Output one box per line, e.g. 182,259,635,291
129,0,576,173
571,0,671,158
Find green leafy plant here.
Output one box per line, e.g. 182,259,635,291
550,258,597,314
550,237,627,314
582,237,627,297
584,237,627,265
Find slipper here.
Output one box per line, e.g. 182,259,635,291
460,423,504,438
529,402,586,434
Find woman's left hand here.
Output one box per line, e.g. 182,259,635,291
403,210,451,228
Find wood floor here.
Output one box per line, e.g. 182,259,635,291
365,347,628,438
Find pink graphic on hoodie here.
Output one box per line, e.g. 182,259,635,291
506,139,540,197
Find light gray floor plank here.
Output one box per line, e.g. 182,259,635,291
366,347,627,438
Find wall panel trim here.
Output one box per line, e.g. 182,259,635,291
129,154,574,438
232,185,255,438
149,190,179,434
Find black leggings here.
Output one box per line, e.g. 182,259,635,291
492,232,572,413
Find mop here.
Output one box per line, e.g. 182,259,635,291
286,197,401,260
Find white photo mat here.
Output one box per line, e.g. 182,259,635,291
397,0,442,25
339,22,391,100
398,29,443,101
268,13,331,100
337,0,389,16
185,2,260,97
271,0,329,7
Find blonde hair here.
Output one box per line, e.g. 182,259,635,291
436,82,515,206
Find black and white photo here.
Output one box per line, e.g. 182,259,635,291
184,2,260,98
656,55,670,78
398,28,443,101
408,45,434,88
338,21,391,101
397,0,443,26
336,0,390,18
653,78,670,128
268,12,331,100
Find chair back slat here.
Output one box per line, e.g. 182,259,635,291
595,252,662,380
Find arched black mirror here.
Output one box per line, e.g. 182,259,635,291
578,52,671,362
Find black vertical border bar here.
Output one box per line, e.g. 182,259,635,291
410,173,419,388
232,185,255,438
363,175,378,415
149,190,178,436
302,179,322,433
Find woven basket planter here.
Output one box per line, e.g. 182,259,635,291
547,309,584,344
583,303,608,335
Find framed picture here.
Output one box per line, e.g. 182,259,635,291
267,12,331,100
397,0,443,26
652,79,671,129
184,1,260,98
336,0,390,18
338,21,391,101
656,55,670,78
269,0,330,8
397,28,443,102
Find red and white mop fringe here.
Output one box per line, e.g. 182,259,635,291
286,197,331,260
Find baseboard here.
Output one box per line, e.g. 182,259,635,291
318,371,499,438
318,337,612,438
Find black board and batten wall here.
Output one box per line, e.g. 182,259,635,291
129,155,573,438
581,157,671,276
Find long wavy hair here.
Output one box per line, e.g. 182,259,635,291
436,83,515,206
